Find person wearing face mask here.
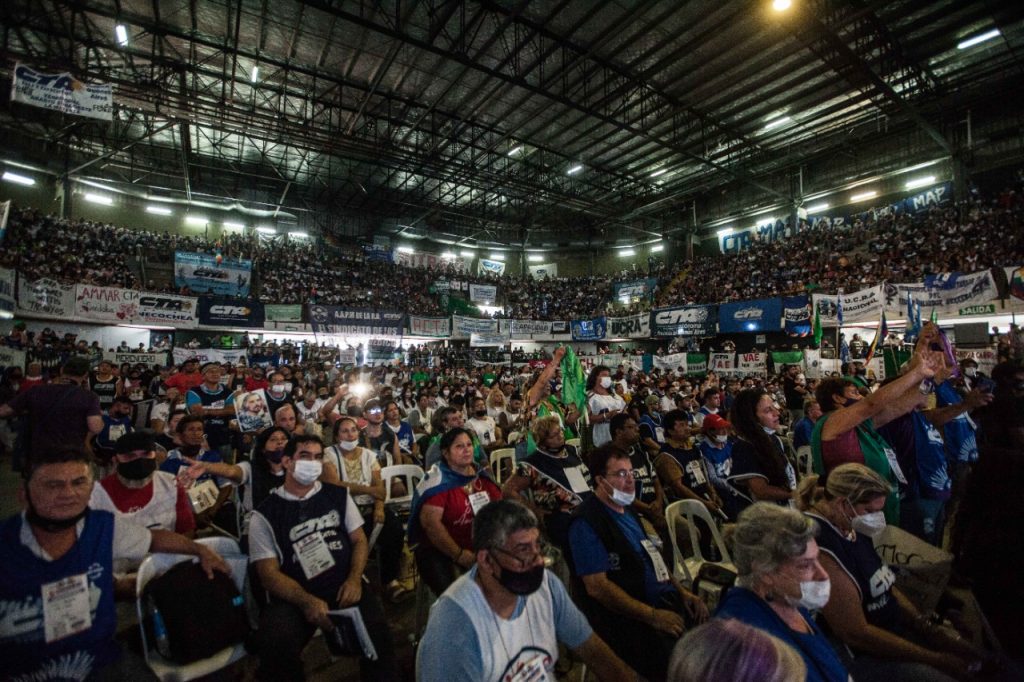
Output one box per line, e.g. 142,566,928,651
264,371,295,422
417,500,635,682
162,415,234,530
466,396,505,454
587,365,627,448
797,464,981,681
567,445,708,681
715,503,850,682
247,435,399,681
698,413,746,519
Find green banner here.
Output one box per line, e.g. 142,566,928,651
883,348,913,378
958,304,995,316
265,303,303,322
686,353,707,374
771,350,804,365
447,296,479,316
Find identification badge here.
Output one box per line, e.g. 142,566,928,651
468,491,491,515
564,466,590,494
294,531,336,580
882,447,909,485
42,574,92,643
655,427,665,443
186,479,221,514
508,653,550,682
210,400,225,409
107,424,126,442
685,460,707,486
640,538,671,583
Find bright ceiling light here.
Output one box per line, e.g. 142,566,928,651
527,254,543,262
651,244,664,252
84,193,113,205
567,164,583,175
115,24,128,46
255,226,276,234
904,175,936,190
957,29,1000,50
224,221,246,230
2,171,35,186
618,248,636,257
763,115,792,131
397,245,414,254
184,215,208,226
508,146,523,156
460,249,475,257
850,190,877,202
805,202,829,213
440,251,455,259
650,168,668,178
772,0,792,11
717,227,734,237
288,231,309,239
250,66,259,83
145,205,172,216
489,253,505,261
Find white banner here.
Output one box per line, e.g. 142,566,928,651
528,263,557,279
171,347,248,366
408,316,450,338
737,352,766,376
502,319,552,337
803,349,822,379
477,258,506,276
812,285,884,327
17,276,76,318
136,293,198,328
710,352,736,375
338,349,358,365
11,63,114,120
452,315,499,339
0,267,15,317
394,251,467,272
652,352,687,373
885,270,999,317
0,346,27,370
469,283,498,304
470,332,509,347
103,350,169,367
607,313,650,339
955,348,998,377
74,285,138,322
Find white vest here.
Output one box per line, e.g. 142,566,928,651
90,471,181,572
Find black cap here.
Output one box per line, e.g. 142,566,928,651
115,430,156,454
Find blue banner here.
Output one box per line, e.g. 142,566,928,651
174,251,252,297
650,305,717,337
783,295,812,336
719,298,782,333
612,278,658,301
197,297,265,328
362,244,393,262
571,317,607,341
307,305,405,336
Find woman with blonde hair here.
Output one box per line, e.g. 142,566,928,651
668,618,806,682
798,464,981,681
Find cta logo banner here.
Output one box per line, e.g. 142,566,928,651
198,297,265,328
650,305,717,337
719,298,782,333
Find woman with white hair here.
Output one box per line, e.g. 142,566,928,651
668,618,806,682
715,502,849,682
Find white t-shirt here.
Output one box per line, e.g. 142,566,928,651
296,399,325,424
588,392,626,447
466,416,498,446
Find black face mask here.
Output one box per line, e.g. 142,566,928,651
118,457,157,481
25,491,88,533
475,409,487,418
264,448,285,465
496,561,545,596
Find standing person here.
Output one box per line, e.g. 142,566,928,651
417,500,635,682
587,365,626,448
0,356,103,460
164,358,202,394
91,396,135,465
89,359,122,413
727,390,797,509
792,399,823,451
783,365,810,424
382,400,418,463
185,362,236,461
247,435,398,681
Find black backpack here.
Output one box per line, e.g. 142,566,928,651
145,560,249,664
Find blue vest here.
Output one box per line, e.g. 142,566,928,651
190,383,234,448
256,483,355,603
0,510,120,680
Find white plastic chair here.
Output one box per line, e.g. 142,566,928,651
665,500,734,588
135,536,249,681
381,464,425,513
489,448,516,485
796,445,813,478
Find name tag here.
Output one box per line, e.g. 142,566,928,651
655,427,665,443
294,531,336,580
42,574,92,643
882,447,908,485
508,653,550,682
186,479,221,514
210,400,225,409
640,538,671,583
685,460,707,486
107,424,126,441
564,466,590,494
468,491,491,515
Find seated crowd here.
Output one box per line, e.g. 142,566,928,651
1,320,1021,680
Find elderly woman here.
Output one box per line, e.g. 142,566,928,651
716,503,850,682
668,619,806,682
797,464,979,681
501,415,593,549
811,327,944,523
409,427,503,595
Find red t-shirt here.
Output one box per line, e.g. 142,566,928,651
820,427,863,473
423,478,502,551
244,377,270,392
18,377,45,393
99,474,196,535
165,371,203,393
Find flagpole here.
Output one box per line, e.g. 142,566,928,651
835,288,842,371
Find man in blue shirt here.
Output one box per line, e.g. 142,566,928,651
792,398,823,451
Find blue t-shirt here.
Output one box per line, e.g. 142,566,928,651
386,420,416,455
161,448,226,486
910,410,951,500
934,381,978,464
793,417,815,450
568,503,675,604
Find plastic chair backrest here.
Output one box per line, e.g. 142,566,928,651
381,464,425,507
675,499,732,564
796,445,813,478
489,448,516,484
665,501,696,585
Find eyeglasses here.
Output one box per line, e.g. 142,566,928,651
604,469,633,480
491,542,547,569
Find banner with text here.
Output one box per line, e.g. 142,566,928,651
0,347,27,370
737,352,767,376
264,304,303,322
394,251,468,272
650,305,718,337
307,305,404,336
172,347,249,366
502,319,552,337
885,270,998,317
17,276,76,318
613,278,657,301
652,353,687,373
470,332,509,347
452,315,499,339
528,263,558,279
469,283,498,304
783,295,812,336
11,63,113,120
0,268,15,317
477,258,506,276
719,298,782,333
174,251,252,297
710,352,736,375
812,285,884,327
571,317,607,342
409,316,450,338
686,353,708,375
135,293,199,328
74,286,138,323
198,297,265,328
103,350,169,367
607,313,651,339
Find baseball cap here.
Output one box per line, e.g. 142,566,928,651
702,414,732,431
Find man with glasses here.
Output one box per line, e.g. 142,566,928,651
417,499,634,682
567,445,708,681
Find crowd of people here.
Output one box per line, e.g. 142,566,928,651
1,317,1021,680
4,186,1023,324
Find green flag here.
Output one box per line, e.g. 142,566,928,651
560,346,587,415
446,296,479,316
929,307,938,324
771,350,804,365
813,302,823,346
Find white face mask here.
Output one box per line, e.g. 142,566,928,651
762,425,776,435
714,434,729,444
784,578,831,611
964,367,977,378
610,486,635,507
850,509,887,538
292,459,322,486
600,376,613,389
338,439,358,452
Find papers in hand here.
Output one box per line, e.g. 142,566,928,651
326,607,378,660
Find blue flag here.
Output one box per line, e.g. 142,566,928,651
836,293,844,327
